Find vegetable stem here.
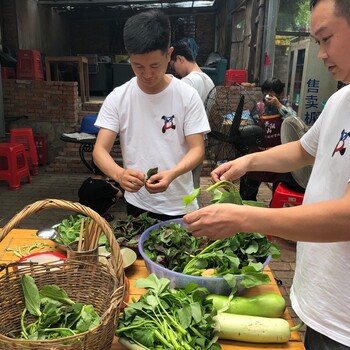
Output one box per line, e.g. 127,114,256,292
44,327,76,336
154,328,175,349
182,239,222,274
206,180,236,193
290,322,304,332
20,308,28,339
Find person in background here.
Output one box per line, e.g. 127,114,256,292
169,41,215,103
174,17,199,59
184,0,350,349
78,160,123,222
93,10,210,222
170,40,214,103
239,77,297,201
170,40,214,189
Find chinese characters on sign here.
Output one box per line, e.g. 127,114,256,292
304,78,321,125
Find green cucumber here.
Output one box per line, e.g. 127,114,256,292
206,293,286,318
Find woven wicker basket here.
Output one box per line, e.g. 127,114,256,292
0,199,126,350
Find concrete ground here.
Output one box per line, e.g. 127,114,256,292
0,167,305,341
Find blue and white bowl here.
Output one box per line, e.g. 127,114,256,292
138,218,271,295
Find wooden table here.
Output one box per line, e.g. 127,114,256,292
45,56,90,102
0,229,305,350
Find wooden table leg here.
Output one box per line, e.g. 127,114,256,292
78,60,86,103
84,61,90,102
45,60,51,81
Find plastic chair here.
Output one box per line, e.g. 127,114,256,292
201,58,228,86
10,128,39,175
270,182,304,208
267,182,304,240
0,143,32,190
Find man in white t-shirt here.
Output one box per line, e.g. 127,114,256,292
170,40,214,103
184,1,350,349
170,41,214,189
93,10,210,221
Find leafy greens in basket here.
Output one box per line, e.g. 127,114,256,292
54,214,107,246
11,275,101,340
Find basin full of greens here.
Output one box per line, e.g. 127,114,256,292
139,219,280,295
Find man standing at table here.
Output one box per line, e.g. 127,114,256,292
93,10,210,221
169,40,214,190
184,1,350,349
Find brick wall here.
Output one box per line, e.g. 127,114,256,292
2,79,81,164
3,80,80,122
195,14,216,66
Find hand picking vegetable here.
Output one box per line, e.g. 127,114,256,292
145,167,158,181
116,274,221,350
214,313,303,343
206,293,286,318
11,275,101,340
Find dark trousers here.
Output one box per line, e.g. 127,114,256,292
239,172,305,202
305,326,350,350
239,176,280,201
126,202,184,222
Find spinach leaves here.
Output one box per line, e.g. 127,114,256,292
116,274,221,350
143,223,280,290
54,214,107,246
14,275,101,340
113,212,160,249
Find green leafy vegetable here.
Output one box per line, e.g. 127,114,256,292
14,276,101,340
144,179,281,291
143,222,208,272
21,275,42,317
143,223,280,291
182,187,201,211
54,214,106,246
113,212,160,250
206,180,243,205
116,274,221,350
145,167,158,181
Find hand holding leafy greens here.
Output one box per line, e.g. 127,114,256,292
145,167,158,181
142,180,281,291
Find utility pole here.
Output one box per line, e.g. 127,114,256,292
260,0,280,82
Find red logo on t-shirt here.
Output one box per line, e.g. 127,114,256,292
161,115,176,133
332,129,350,156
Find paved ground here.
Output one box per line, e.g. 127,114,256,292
0,167,305,341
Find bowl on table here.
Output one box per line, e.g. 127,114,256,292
138,218,271,295
14,252,66,271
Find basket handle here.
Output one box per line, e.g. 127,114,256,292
0,199,124,278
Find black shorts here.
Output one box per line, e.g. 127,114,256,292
126,202,183,222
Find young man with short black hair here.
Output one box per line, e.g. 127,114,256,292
93,10,210,221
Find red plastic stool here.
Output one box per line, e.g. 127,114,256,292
270,182,304,208
10,128,39,175
0,143,32,190
268,182,304,240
